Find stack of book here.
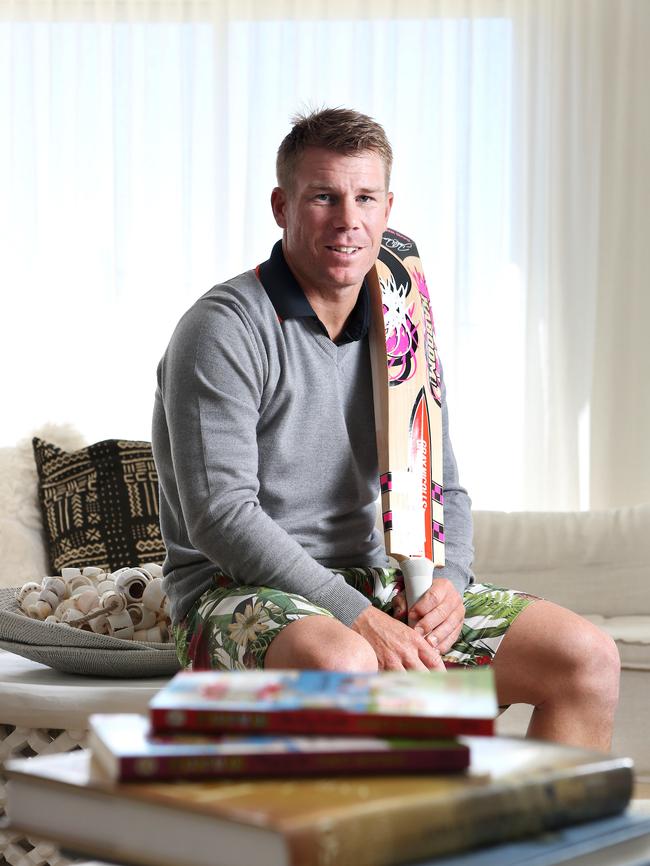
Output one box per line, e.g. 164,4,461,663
4,667,638,866
89,667,497,782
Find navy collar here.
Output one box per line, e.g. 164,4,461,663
257,241,369,345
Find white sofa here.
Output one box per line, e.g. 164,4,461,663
1,426,649,780
475,507,650,781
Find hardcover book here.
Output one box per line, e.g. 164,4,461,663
87,713,470,781
149,668,497,737
5,736,633,866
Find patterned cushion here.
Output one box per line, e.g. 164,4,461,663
33,437,166,574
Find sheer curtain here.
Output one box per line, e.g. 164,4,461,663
1,0,648,512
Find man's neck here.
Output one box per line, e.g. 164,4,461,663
303,286,360,343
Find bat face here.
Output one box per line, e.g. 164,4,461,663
368,229,444,567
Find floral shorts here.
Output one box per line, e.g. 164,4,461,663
173,568,537,672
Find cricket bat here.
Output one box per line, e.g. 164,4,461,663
368,228,444,611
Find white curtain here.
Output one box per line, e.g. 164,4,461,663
1,0,648,512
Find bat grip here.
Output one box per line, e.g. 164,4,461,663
401,558,434,611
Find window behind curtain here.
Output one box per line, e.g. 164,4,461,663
2,14,517,509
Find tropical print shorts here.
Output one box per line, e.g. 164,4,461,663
173,568,538,672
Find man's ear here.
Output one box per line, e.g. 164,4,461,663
271,187,288,229
384,191,394,225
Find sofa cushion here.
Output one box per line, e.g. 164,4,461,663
472,505,650,617
0,424,87,589
33,437,166,574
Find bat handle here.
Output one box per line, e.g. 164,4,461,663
401,558,434,611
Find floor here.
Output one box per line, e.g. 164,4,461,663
635,780,650,800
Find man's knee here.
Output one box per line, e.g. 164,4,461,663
265,615,378,672
544,611,620,708
325,632,379,673
574,625,620,701
495,600,620,707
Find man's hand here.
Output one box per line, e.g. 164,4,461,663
392,578,464,656
350,605,445,671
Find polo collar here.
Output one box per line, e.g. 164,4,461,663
257,240,370,344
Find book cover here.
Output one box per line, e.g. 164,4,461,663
5,736,633,866
88,713,470,781
149,668,497,737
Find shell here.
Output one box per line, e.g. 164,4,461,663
142,578,166,612
75,588,100,614
89,614,110,634
107,611,134,639
27,600,52,619
18,582,41,603
42,577,66,599
133,624,166,642
61,608,85,624
114,568,151,602
100,589,127,613
38,589,59,608
67,575,93,594
54,598,77,618
20,591,41,611
127,604,156,629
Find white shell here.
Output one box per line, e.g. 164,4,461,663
96,579,115,594
140,562,164,579
33,600,53,619
54,598,77,618
61,608,85,624
18,582,41,603
128,605,156,629
75,588,99,614
61,567,82,579
107,611,134,639
82,566,104,578
89,614,109,634
114,568,150,602
101,589,127,613
142,578,166,611
20,590,41,611
67,575,93,593
134,624,166,642
38,588,59,608
42,577,66,598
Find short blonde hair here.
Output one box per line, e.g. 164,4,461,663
276,107,393,191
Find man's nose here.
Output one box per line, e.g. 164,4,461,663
332,196,360,230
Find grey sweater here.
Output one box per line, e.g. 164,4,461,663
152,254,474,627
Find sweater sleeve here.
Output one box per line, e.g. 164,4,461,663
156,293,370,626
434,372,475,594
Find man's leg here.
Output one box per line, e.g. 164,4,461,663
491,599,620,751
264,615,378,672
173,577,381,673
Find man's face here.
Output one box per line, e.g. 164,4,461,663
271,147,393,297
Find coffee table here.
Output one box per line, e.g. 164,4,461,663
0,649,168,866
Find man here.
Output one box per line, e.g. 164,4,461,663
152,108,619,750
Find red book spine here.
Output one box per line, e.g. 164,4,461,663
117,745,470,782
149,708,493,738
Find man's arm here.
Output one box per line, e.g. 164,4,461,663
434,372,475,594
156,290,371,626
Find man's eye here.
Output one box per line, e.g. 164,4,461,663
314,193,332,202
358,195,374,203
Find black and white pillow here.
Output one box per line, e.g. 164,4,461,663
33,437,166,574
